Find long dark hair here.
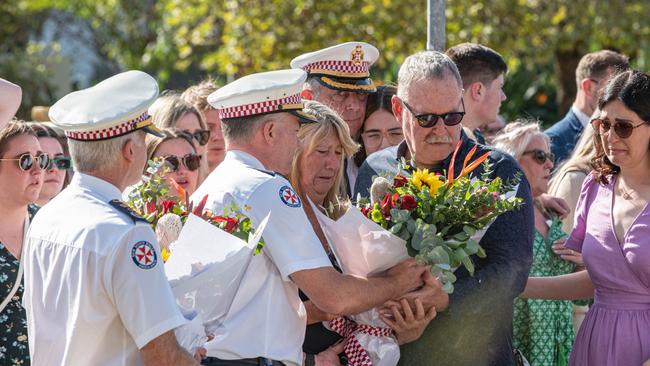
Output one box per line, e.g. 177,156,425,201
591,70,650,184
354,84,397,166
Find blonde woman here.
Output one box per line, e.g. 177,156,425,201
291,100,438,362
149,94,210,184
145,129,201,196
493,120,577,365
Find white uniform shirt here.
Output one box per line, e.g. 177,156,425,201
191,150,332,366
24,173,186,366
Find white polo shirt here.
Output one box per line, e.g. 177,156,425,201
23,173,186,366
191,150,332,366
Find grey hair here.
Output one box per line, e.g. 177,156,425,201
491,119,549,160
68,131,144,172
221,114,273,143
305,77,324,98
397,51,463,99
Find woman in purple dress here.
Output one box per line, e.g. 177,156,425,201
522,69,650,366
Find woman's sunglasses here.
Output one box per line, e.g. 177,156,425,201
523,149,554,165
402,99,465,128
590,118,646,139
48,156,72,170
162,153,201,172
188,130,211,146
0,153,50,171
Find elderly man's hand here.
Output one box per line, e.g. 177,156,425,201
386,258,427,296
313,341,345,366
383,270,449,312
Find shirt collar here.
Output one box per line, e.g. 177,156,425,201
225,150,267,170
71,172,122,202
571,105,591,127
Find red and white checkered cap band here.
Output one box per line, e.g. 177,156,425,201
65,111,151,141
218,93,303,119
303,60,370,75
329,316,394,366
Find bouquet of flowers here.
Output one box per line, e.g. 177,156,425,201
126,159,261,261
125,159,266,353
361,141,523,293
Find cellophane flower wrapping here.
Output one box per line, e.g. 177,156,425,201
312,200,406,366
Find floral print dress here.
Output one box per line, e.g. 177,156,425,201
0,207,36,365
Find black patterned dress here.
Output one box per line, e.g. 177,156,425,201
0,207,36,365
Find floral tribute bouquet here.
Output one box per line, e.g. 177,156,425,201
126,159,266,353
361,141,523,294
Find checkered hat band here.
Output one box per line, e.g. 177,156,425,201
303,60,370,74
65,112,150,141
218,94,302,119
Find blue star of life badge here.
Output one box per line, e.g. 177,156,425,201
279,185,301,208
131,241,157,270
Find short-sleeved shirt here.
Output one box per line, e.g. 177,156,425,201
191,150,332,366
23,173,186,366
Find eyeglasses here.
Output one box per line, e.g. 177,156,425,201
0,153,50,171
361,129,404,148
590,118,646,139
187,129,211,146
48,156,72,170
162,154,201,172
523,149,554,165
401,99,465,128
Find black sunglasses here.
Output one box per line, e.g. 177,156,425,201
162,154,202,172
48,156,72,170
523,149,554,165
402,99,465,128
187,129,211,146
591,118,646,139
0,153,50,171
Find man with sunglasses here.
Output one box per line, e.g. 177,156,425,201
355,51,534,366
192,69,428,366
291,42,379,196
23,71,200,365
545,50,629,165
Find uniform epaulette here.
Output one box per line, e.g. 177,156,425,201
109,200,148,224
252,168,276,177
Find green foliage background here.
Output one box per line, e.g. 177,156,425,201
3,0,649,125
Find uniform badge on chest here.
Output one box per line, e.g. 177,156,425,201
131,241,158,269
279,185,301,208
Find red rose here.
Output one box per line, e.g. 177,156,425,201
146,202,156,214
360,207,372,217
224,217,239,233
162,200,176,214
393,175,408,188
399,194,417,210
380,193,393,217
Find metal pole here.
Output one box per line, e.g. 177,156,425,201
427,0,446,51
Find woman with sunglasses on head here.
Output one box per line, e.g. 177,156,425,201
27,122,73,206
0,121,48,365
493,120,578,365
149,93,210,185
146,128,201,196
521,70,650,366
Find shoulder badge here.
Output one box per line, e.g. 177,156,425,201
131,241,157,269
109,199,148,224
279,185,301,208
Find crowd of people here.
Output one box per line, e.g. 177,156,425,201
0,40,648,366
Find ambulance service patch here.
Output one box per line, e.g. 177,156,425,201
131,241,157,269
279,185,301,208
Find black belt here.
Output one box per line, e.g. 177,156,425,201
201,356,285,366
